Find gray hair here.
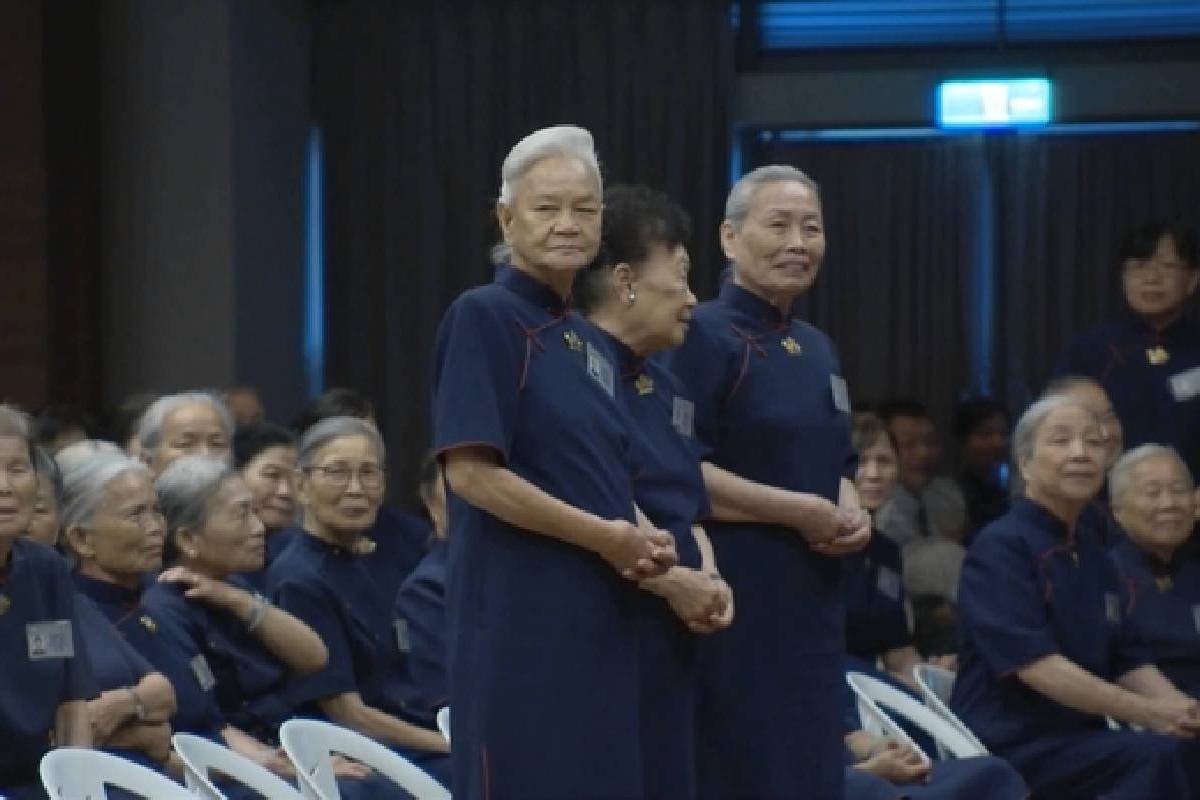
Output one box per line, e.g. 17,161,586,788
724,165,820,228
1109,444,1194,508
60,452,149,531
55,439,123,479
1012,394,1096,467
136,391,234,456
492,125,602,265
155,456,236,563
297,416,386,469
0,404,34,454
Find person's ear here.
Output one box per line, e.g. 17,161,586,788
719,220,739,263
496,202,515,244
64,525,95,561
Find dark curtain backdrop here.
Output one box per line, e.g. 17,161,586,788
995,129,1200,412
312,0,733,501
747,135,986,431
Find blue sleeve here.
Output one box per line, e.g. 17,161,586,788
959,533,1059,675
141,605,228,734
394,569,448,710
662,321,732,461
1112,563,1156,677
272,578,358,703
53,559,97,702
432,291,523,462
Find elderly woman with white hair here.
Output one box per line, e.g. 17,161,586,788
135,391,234,476
662,165,869,799
431,125,677,799
1109,445,1200,698
267,416,451,785
951,395,1200,799
0,406,93,799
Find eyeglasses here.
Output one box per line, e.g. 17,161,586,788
306,463,386,490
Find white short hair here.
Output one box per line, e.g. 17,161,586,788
1012,394,1095,467
60,452,149,531
136,391,234,456
498,125,602,206
724,164,820,228
1109,444,1194,508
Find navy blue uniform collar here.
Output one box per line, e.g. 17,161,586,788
295,529,361,559
718,281,793,327
1011,497,1076,545
596,328,645,380
496,265,570,315
1113,532,1186,577
1116,310,1196,344
73,572,142,605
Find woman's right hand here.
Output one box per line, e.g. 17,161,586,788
597,520,676,580
859,739,930,784
777,495,844,545
1136,695,1200,738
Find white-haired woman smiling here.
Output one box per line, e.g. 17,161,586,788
952,395,1200,799
1109,445,1200,698
431,125,677,799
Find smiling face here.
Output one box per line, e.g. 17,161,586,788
722,180,826,307
1114,454,1195,560
241,445,297,531
1020,405,1107,506
179,475,267,576
297,434,383,542
855,433,900,512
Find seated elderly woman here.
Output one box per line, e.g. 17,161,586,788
232,422,299,589
136,391,234,476
0,406,92,799
267,417,450,784
1109,444,1200,697
952,394,1200,799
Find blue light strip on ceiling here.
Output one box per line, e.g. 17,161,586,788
771,120,1200,142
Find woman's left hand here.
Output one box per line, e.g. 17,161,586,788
811,508,871,556
688,575,734,634
158,566,251,616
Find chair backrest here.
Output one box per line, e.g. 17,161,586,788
911,664,988,753
40,747,197,799
279,719,450,800
847,672,987,760
435,707,451,744
172,733,305,800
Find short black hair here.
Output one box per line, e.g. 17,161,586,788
34,404,97,448
32,446,64,508
573,184,692,314
293,388,375,434
875,398,931,424
1117,220,1198,271
109,392,160,448
952,397,1011,442
232,422,297,470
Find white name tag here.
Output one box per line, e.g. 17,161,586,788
191,654,217,692
26,620,74,660
672,396,695,438
1104,592,1122,625
1169,366,1200,402
585,342,615,397
1192,604,1200,636
876,566,902,602
394,618,411,653
830,375,851,414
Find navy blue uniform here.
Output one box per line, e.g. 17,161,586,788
607,332,708,800
267,531,449,784
239,527,299,593
393,539,449,715
0,539,96,797
952,499,1195,799
844,530,910,668
432,266,646,799
665,281,852,799
1056,313,1200,478
1111,534,1200,696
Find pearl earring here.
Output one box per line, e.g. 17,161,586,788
626,289,637,306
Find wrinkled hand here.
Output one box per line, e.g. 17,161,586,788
812,508,871,556
860,739,930,785
158,566,249,616
597,520,676,581
1137,695,1200,738
653,569,726,632
688,574,734,635
104,722,173,763
88,690,133,743
780,495,842,545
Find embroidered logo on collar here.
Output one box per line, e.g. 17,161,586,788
635,374,655,396
563,330,584,351
781,336,803,356
139,615,157,633
0,594,10,616
1156,575,1174,592
353,538,377,556
1147,346,1170,366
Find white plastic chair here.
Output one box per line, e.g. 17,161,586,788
435,707,451,744
172,733,305,799
847,671,987,762
279,719,450,800
911,664,988,753
40,747,196,799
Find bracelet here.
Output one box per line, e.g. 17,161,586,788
124,685,146,722
245,592,270,632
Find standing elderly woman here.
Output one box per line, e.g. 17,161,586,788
952,395,1200,799
0,406,93,799
267,417,451,783
1109,445,1200,697
575,184,734,799
664,165,870,799
432,126,676,799
136,391,234,476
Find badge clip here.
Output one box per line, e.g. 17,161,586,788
563,330,584,351
1147,346,1170,366
635,374,655,396
781,336,803,356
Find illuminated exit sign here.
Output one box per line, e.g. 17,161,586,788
937,79,1053,128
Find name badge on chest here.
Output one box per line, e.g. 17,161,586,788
585,342,615,397
1169,366,1200,403
191,654,217,692
26,620,73,661
876,566,902,602
830,375,851,414
1104,592,1122,625
672,396,695,438
394,618,411,653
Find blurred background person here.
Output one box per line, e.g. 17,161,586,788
952,396,1012,543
